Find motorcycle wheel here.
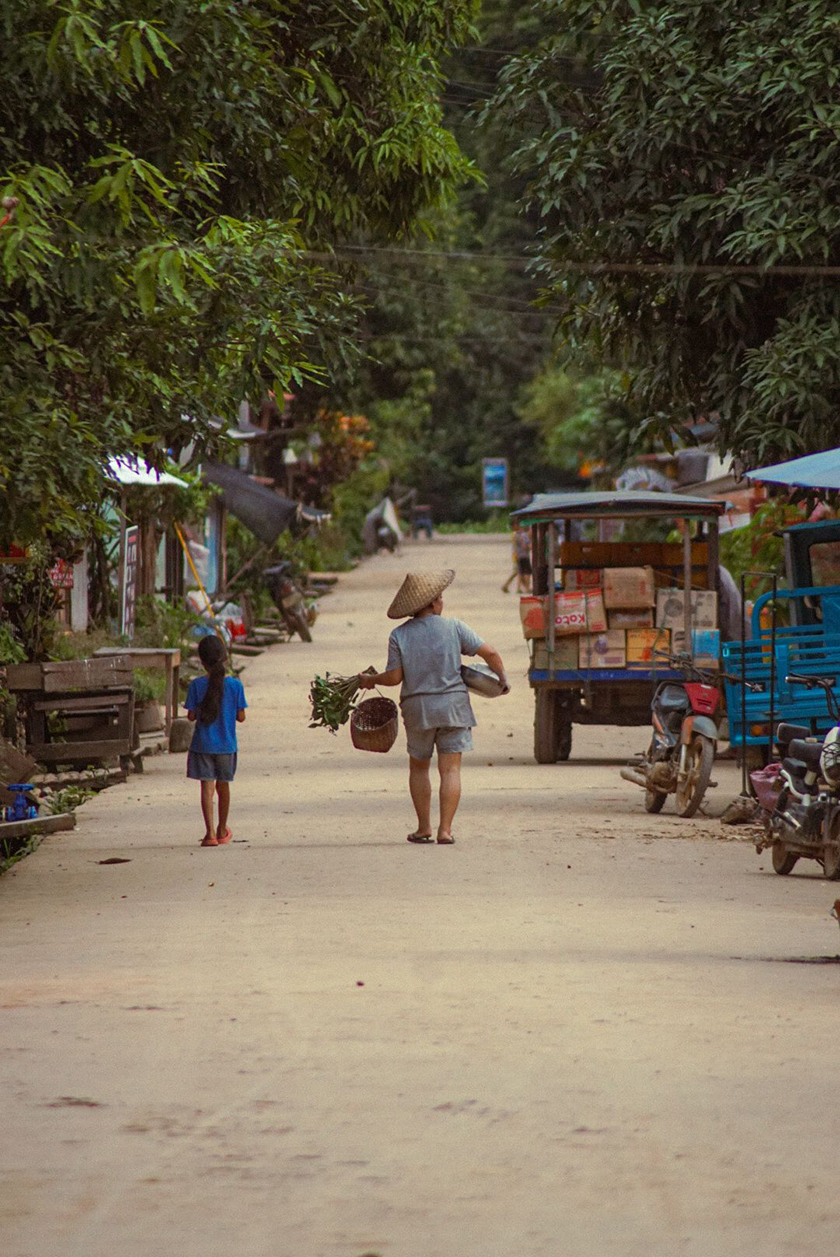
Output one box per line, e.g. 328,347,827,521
675,735,715,818
772,841,799,875
644,787,667,813
283,606,312,643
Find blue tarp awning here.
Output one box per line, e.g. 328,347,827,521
744,448,840,491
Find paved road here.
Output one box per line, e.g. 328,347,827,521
2,534,839,1257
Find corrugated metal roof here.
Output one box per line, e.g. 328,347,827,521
512,489,725,519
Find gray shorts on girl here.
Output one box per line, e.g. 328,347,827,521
187,751,238,782
405,726,473,761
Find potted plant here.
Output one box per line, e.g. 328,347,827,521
133,669,165,733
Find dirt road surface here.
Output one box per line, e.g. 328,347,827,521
2,534,839,1257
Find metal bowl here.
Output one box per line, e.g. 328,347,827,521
460,663,506,698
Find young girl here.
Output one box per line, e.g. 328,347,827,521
185,635,247,847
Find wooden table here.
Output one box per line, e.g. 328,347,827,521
94,647,181,734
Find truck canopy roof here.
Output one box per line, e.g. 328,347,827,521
512,489,725,521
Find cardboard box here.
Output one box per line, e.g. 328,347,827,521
603,566,656,609
519,595,546,640
608,609,654,629
520,591,608,638
532,637,579,671
564,568,602,591
626,627,671,664
656,589,718,631
669,627,721,666
578,631,626,669
554,590,607,636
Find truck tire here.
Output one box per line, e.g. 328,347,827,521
534,689,557,763
556,713,572,762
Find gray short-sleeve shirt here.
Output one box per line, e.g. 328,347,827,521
386,615,484,731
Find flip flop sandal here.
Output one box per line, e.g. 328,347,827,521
407,832,434,843
217,828,232,845
200,836,219,847
436,835,455,845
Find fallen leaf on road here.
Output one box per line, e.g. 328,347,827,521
97,858,131,865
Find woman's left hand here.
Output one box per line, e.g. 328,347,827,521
357,671,378,689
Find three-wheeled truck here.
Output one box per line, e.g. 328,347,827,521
511,490,725,763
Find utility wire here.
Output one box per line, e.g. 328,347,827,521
304,245,840,278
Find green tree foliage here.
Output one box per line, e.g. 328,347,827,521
0,0,476,544
493,0,840,467
517,365,638,478
302,1,561,521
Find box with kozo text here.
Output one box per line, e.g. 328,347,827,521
554,590,607,636
578,630,626,669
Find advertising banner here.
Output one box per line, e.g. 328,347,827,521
482,458,508,508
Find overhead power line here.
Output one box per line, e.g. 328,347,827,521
304,245,840,278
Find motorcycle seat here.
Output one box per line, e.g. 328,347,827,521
781,757,808,779
788,739,823,769
776,722,811,746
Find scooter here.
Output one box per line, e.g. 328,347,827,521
263,561,313,643
621,654,727,818
752,673,840,878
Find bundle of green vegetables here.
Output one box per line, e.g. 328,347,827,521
309,672,367,733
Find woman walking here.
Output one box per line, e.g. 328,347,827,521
358,569,508,845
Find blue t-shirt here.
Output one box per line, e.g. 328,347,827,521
185,674,247,754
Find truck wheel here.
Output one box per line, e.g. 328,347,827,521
675,735,715,817
534,689,557,764
556,715,572,762
772,841,798,875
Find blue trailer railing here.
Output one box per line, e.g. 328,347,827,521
722,585,840,746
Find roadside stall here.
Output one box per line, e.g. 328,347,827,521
511,490,725,762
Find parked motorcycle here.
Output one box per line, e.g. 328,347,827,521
264,561,312,643
752,673,840,878
621,654,729,818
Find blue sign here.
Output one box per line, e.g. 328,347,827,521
482,458,509,508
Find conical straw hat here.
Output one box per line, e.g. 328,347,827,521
387,569,455,619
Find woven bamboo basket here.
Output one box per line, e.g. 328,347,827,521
350,696,399,753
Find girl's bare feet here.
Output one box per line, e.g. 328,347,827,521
200,835,219,847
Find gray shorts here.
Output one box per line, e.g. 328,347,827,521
406,726,473,761
187,751,238,782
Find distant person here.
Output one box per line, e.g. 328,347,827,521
502,524,532,593
185,635,247,847
358,569,509,845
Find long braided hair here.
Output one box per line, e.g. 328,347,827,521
197,634,227,724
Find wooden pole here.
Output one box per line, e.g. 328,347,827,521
547,519,557,668
683,520,693,661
